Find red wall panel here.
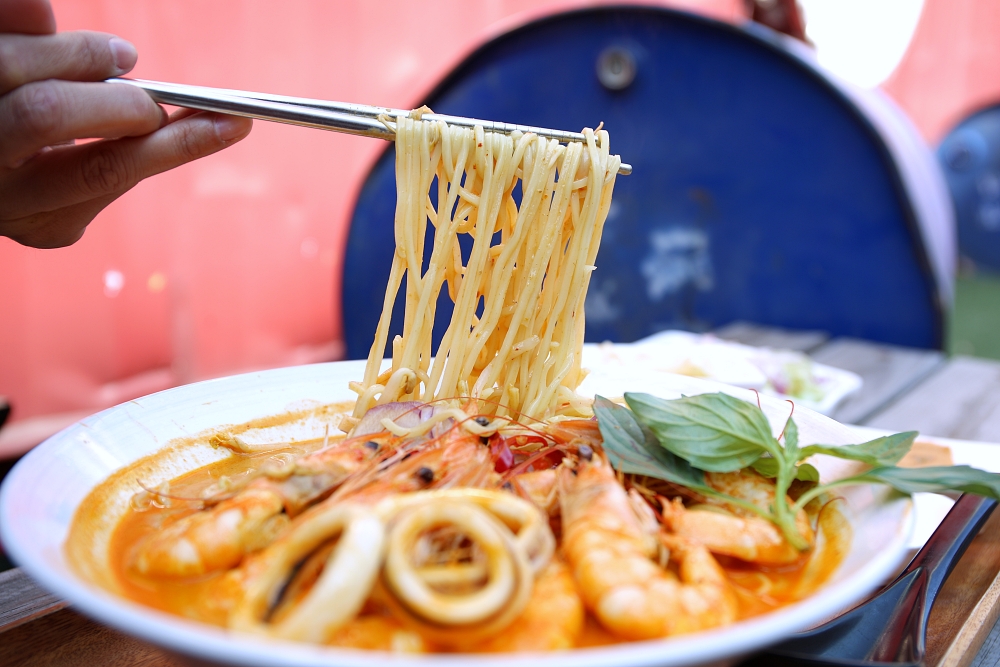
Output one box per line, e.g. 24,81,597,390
0,0,742,455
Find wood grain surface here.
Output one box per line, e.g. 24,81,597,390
864,356,1000,441
0,607,183,667
941,571,1000,667
0,568,66,633
927,509,1000,667
971,614,1000,667
713,320,829,352
811,337,945,426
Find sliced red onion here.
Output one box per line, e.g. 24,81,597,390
352,401,437,437
490,437,515,473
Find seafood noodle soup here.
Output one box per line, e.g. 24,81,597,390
69,118,851,652
75,404,850,652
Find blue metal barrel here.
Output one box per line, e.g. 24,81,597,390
939,103,1000,272
343,6,953,359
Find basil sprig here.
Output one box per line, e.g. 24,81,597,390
594,397,774,521
595,392,1000,551
622,392,774,472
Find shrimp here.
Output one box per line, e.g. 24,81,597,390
541,418,603,448
472,558,584,652
131,433,393,577
132,486,287,577
660,498,806,565
502,417,601,514
510,468,558,516
342,422,497,503
558,456,736,640
705,469,807,520
659,469,814,565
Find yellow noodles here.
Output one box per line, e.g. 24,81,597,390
351,118,620,423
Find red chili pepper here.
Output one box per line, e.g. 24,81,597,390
501,446,566,481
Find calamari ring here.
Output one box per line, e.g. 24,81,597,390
229,504,385,642
415,561,487,588
383,501,515,625
376,488,554,574
380,498,534,647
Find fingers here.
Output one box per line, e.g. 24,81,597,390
0,0,56,35
1,111,253,248
168,106,205,122
1,111,252,217
0,80,166,166
0,31,137,95
0,193,115,248
0,0,258,250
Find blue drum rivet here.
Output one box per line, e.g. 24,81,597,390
944,140,973,171
596,47,636,91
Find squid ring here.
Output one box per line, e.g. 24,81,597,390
376,488,554,574
415,561,488,588
383,501,516,626
229,504,385,642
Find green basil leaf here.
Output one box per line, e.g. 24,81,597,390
783,416,799,458
800,432,917,467
750,458,820,483
851,466,1000,499
594,396,707,489
625,392,773,472
796,463,821,483
749,457,778,478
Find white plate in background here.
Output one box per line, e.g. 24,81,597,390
581,331,863,415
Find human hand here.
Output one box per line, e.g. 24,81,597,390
0,0,253,248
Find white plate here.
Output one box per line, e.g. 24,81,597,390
581,331,863,415
0,361,912,667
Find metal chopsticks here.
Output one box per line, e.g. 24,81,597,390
106,78,633,176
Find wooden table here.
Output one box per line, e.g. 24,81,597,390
4,322,1000,666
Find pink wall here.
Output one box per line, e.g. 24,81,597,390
882,0,1000,143
0,0,742,456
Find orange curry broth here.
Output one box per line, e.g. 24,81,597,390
107,444,851,643
110,442,329,626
